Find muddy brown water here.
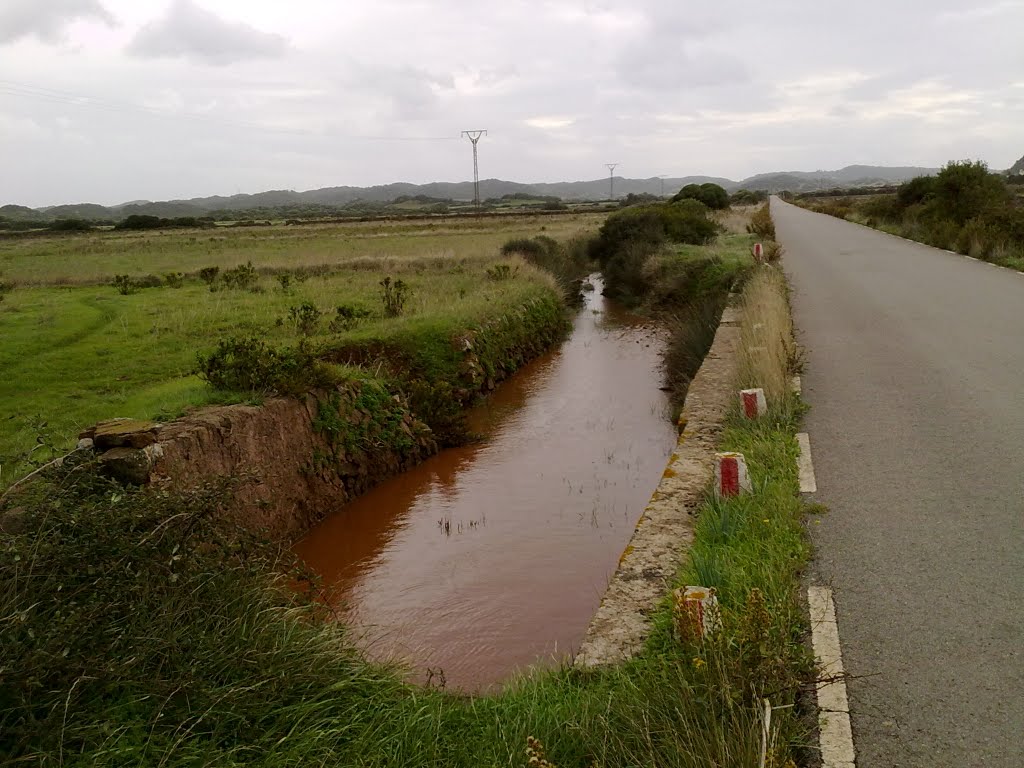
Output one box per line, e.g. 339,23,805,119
294,277,678,691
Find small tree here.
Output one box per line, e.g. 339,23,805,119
931,160,1010,225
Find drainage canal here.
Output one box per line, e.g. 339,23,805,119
294,277,678,691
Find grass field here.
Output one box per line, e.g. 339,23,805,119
0,213,600,488
0,213,605,286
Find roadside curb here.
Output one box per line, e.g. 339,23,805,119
574,303,741,667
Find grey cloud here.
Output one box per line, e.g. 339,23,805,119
336,65,455,121
614,1,751,91
127,0,286,66
0,0,114,44
617,44,750,91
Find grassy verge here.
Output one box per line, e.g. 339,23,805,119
1,245,814,766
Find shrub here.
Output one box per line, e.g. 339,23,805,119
663,199,719,244
485,263,518,281
895,174,937,211
0,280,12,303
164,272,184,288
501,235,594,300
379,276,409,317
197,337,329,394
592,205,667,264
746,203,776,240
592,201,719,305
135,274,163,289
500,238,546,259
48,218,93,232
672,183,730,210
199,266,220,285
111,274,134,295
277,273,292,293
859,194,900,224
730,189,767,206
329,304,372,332
931,160,1010,225
116,214,163,230
287,302,322,335
222,262,258,290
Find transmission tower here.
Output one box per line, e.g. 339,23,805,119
461,130,487,206
605,163,619,200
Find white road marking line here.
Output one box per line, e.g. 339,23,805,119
791,375,802,395
809,586,856,768
796,433,817,493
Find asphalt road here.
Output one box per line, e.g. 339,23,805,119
774,198,1024,767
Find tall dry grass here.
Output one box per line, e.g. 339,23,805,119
737,266,794,405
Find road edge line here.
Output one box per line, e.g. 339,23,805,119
796,432,817,493
808,586,856,768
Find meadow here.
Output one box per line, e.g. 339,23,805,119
0,213,601,488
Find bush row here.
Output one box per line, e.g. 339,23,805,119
803,161,1024,268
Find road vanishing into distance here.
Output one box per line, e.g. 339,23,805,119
774,199,1024,767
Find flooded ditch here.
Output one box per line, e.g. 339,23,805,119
294,277,679,691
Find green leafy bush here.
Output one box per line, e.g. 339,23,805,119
135,274,163,289
329,304,372,332
111,274,135,295
199,266,220,285
930,160,1010,225
672,182,730,210
48,218,93,232
197,337,329,395
500,238,546,259
379,276,409,317
746,203,775,240
222,262,258,290
163,272,184,288
287,302,322,335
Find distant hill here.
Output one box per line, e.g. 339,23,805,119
3,166,939,220
0,204,39,220
1007,155,1024,176
39,203,116,220
736,165,938,193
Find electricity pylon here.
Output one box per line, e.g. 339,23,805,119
461,130,487,206
605,163,619,200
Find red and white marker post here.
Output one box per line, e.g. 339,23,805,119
753,242,764,263
739,387,767,419
672,585,722,642
714,452,752,497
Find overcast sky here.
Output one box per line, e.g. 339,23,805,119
1,0,1022,207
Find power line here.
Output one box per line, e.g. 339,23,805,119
461,130,487,207
0,79,461,142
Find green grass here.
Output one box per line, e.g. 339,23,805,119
0,222,578,488
0,212,605,286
